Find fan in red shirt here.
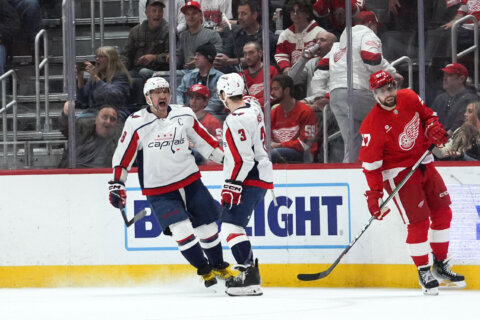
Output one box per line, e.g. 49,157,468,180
359,70,466,295
241,41,279,107
187,84,223,164
270,74,318,163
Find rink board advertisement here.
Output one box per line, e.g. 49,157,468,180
0,164,479,288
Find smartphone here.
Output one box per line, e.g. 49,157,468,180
76,62,86,71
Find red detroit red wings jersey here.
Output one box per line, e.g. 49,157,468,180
271,101,318,155
359,89,438,191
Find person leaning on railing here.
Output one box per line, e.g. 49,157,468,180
58,104,123,168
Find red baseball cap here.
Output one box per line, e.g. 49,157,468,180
181,1,202,14
188,84,210,99
353,11,380,26
442,63,468,78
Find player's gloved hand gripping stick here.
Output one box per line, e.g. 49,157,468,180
109,180,147,227
297,144,437,281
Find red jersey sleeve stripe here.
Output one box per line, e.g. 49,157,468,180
193,119,219,148
225,127,243,181
315,58,329,70
120,131,140,169
360,50,382,65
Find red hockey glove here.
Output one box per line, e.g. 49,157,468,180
365,190,390,220
425,119,448,147
221,181,242,209
108,180,126,209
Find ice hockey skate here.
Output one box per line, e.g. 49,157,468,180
418,266,439,295
225,258,263,296
212,262,235,280
197,265,217,288
432,257,466,289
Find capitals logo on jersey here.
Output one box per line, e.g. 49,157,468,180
398,112,420,151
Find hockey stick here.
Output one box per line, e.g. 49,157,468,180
297,144,436,281
119,204,148,227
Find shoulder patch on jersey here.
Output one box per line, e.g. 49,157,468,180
257,114,262,123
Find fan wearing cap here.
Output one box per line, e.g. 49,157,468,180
359,70,465,295
138,0,187,34
177,1,223,70
108,76,234,288
187,84,223,165
431,63,478,136
311,10,402,163
177,42,225,117
121,0,169,80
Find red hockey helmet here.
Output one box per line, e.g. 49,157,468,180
188,84,210,99
369,70,395,90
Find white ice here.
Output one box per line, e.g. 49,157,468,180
1,279,479,320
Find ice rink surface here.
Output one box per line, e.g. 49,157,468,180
1,279,478,320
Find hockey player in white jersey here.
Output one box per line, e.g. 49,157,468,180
217,73,274,296
108,76,233,287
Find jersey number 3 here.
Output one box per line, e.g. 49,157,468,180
238,129,247,141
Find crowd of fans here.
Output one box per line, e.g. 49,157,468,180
2,0,480,168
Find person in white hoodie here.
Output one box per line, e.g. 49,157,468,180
311,11,402,163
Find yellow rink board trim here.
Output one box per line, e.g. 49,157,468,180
1,264,479,289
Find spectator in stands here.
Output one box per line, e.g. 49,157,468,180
270,74,318,163
76,46,132,118
213,0,277,72
242,41,279,107
177,42,224,117
431,63,478,136
122,0,169,81
275,0,326,75
7,0,42,44
139,0,186,33
186,84,223,165
197,0,233,30
312,0,366,36
311,11,401,163
0,0,20,100
177,1,223,70
58,104,123,168
289,31,337,109
441,0,480,52
433,100,480,161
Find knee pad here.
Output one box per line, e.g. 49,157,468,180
406,219,430,244
169,219,198,251
194,222,220,249
221,223,248,247
430,206,452,231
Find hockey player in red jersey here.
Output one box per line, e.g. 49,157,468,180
359,70,466,295
217,73,274,296
108,76,234,288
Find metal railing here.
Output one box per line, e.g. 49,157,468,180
0,70,18,167
35,29,51,132
451,14,479,91
391,56,413,89
322,105,341,164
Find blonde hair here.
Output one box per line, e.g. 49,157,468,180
95,46,132,86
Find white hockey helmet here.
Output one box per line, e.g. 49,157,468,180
143,76,170,97
216,73,245,99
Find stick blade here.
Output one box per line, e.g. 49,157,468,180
297,270,331,281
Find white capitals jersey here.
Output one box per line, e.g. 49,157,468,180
112,105,222,195
223,101,273,189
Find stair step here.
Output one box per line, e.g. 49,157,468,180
15,94,68,103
